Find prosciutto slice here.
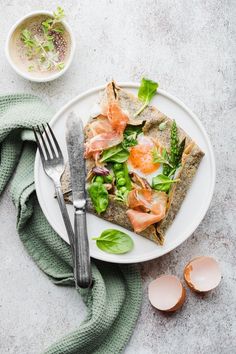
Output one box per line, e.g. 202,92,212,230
84,115,123,159
85,88,128,160
107,103,129,134
127,188,167,232
101,82,129,134
127,189,153,212
126,210,166,233
85,116,113,138
84,131,122,158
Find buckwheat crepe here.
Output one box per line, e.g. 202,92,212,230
61,82,204,245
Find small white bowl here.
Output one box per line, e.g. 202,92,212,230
5,10,75,82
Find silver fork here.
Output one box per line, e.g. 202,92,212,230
33,124,78,286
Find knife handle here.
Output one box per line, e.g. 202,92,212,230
74,209,92,288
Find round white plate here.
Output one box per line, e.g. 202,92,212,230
34,83,215,264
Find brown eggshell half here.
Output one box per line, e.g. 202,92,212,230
184,256,221,292
148,275,186,312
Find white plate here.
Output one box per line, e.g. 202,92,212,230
34,83,215,264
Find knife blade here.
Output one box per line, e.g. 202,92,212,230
66,112,92,289
66,112,86,206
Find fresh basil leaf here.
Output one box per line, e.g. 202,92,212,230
92,229,134,254
134,78,158,117
100,144,130,163
152,174,180,192
88,182,109,214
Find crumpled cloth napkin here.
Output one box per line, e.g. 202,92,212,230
0,94,142,354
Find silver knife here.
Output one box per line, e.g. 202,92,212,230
66,112,92,289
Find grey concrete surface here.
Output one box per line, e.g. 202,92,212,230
0,0,235,353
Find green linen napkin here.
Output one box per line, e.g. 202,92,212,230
0,94,142,354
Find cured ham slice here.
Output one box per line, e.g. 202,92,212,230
84,131,122,158
151,191,168,215
101,82,129,134
107,103,129,134
127,188,167,232
126,209,166,233
85,116,113,138
128,188,167,214
85,88,128,160
84,115,123,159
127,189,152,212
85,83,129,161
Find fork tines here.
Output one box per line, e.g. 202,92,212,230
33,124,63,162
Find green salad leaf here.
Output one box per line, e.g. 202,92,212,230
92,229,134,254
134,78,158,117
152,174,180,192
88,182,109,214
122,125,143,148
100,144,129,163
108,149,130,163
100,145,123,162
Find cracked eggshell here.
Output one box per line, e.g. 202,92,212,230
148,275,186,312
184,256,221,292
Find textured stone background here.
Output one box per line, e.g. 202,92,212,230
0,0,235,353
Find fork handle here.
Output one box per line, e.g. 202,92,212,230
74,209,92,289
54,184,75,258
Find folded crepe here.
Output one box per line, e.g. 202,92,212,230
61,82,204,245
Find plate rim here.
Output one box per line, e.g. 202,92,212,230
34,82,216,263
